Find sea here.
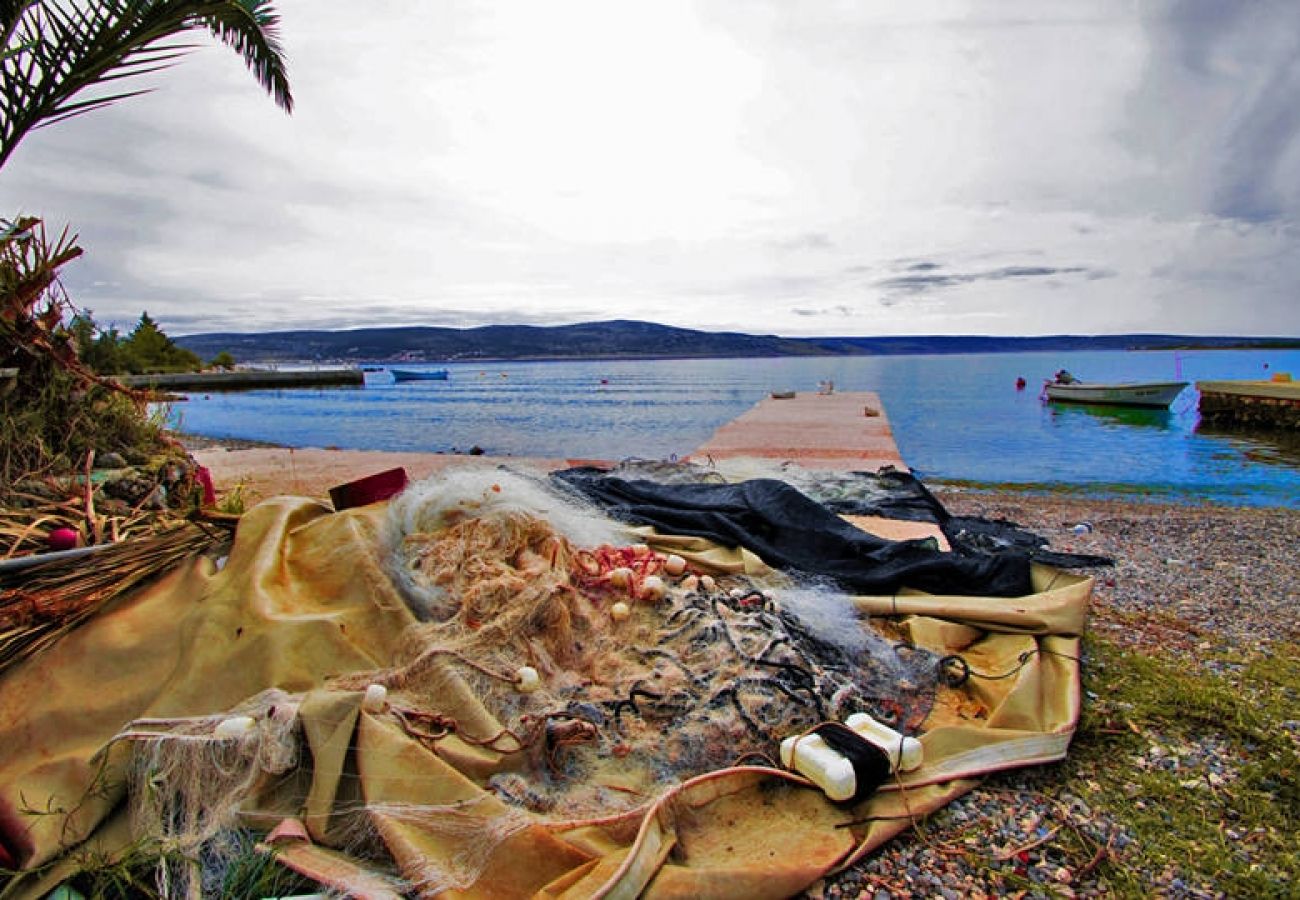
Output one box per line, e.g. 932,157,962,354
169,348,1300,509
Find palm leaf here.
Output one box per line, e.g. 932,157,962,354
0,0,293,170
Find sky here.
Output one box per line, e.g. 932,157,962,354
3,0,1299,338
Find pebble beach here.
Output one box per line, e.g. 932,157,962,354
823,489,1300,899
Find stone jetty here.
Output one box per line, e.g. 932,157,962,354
1197,378,1300,429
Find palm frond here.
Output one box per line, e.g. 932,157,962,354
0,0,293,170
199,0,291,113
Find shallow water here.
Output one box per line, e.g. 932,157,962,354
170,348,1300,508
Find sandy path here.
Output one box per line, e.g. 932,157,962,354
192,446,572,504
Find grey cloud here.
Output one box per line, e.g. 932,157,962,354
1131,2,1300,222
876,264,1110,295
790,304,853,318
878,273,965,293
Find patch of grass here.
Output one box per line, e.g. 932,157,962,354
1067,635,1300,895
61,831,315,899
216,481,248,516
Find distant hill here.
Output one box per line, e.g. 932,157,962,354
175,320,1300,363
176,320,833,362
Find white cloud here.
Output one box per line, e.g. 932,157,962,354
1,0,1297,337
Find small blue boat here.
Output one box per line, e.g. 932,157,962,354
390,368,449,382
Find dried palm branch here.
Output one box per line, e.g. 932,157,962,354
0,520,231,676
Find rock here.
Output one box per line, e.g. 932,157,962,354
94,451,128,469
102,473,156,505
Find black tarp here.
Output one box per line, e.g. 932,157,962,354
800,468,1113,570
552,468,1034,598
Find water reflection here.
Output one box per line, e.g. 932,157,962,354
1195,422,1300,470
1046,402,1177,431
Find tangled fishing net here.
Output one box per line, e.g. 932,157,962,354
114,689,302,897
375,470,947,816
114,468,956,894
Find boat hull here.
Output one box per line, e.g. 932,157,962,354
1043,381,1187,408
390,368,449,382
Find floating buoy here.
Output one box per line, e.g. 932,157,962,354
662,553,686,576
515,666,541,693
1015,377,1027,390
640,575,667,602
845,712,924,772
214,716,256,740
362,683,389,713
47,528,79,551
780,732,856,801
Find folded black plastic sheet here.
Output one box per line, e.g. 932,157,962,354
762,467,1113,570
944,516,1113,569
552,468,1033,598
794,467,949,523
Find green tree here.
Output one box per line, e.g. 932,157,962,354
66,308,125,372
209,349,235,369
0,0,293,169
121,309,200,372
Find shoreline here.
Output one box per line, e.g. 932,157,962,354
177,432,1296,512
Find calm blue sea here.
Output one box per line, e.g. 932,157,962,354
170,349,1300,508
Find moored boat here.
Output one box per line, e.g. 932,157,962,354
390,368,449,382
1042,379,1187,408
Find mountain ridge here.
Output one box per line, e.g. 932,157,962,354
175,320,1300,362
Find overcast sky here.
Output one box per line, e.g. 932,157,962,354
3,0,1298,337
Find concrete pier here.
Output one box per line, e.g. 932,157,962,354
119,368,364,391
1197,379,1300,430
689,390,907,471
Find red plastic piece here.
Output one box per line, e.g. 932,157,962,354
328,467,408,511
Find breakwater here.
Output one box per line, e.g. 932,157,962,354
1197,379,1300,430
119,368,363,391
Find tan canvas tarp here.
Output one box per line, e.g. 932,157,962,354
0,495,1089,898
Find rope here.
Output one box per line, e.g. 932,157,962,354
939,647,1081,688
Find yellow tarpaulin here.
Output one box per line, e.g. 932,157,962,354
0,494,1089,899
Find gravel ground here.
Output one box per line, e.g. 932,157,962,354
816,489,1299,899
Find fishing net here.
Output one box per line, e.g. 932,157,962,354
115,689,303,897
362,469,947,827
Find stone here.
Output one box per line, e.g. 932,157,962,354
93,451,128,469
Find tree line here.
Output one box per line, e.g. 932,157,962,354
67,310,234,375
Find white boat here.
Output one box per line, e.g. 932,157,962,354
1042,379,1188,408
